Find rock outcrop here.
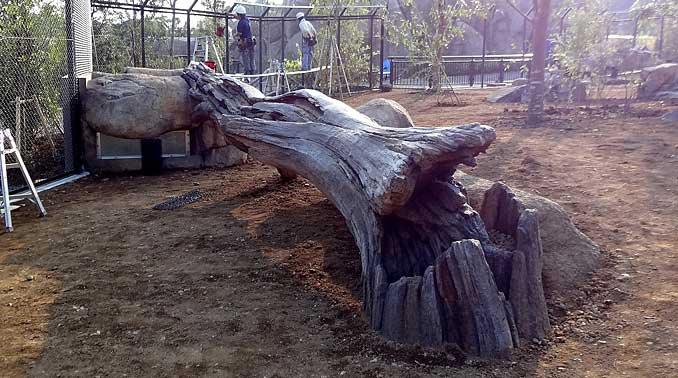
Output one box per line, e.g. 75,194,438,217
356,98,415,128
638,63,678,99
487,85,528,103
83,74,194,139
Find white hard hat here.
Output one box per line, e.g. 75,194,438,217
233,4,246,15
296,12,305,19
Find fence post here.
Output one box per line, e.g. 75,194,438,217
140,6,146,67
379,17,384,89
186,13,191,64
368,16,374,89
658,16,665,56
259,20,263,91
63,0,81,173
225,15,230,73
499,57,504,83
469,58,475,87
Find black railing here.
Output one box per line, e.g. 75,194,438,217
388,54,532,88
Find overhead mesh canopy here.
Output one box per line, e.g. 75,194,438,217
227,2,312,20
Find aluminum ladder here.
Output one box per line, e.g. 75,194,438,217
0,129,46,232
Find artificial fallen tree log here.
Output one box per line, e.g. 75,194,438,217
182,65,550,357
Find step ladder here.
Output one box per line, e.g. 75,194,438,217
192,35,224,74
1,129,46,232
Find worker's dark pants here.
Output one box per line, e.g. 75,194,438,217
240,46,256,75
301,39,314,71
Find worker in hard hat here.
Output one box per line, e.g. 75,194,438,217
233,4,256,76
296,12,317,71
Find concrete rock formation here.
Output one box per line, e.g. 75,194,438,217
356,98,415,128
660,110,678,124
84,74,194,139
456,171,601,298
639,63,678,99
81,71,246,172
183,65,556,357
487,85,528,103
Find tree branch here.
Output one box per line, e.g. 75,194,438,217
506,0,533,22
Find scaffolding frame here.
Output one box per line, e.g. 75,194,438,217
89,0,388,90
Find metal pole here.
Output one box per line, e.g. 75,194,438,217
336,17,341,62
632,13,641,48
259,19,263,91
282,9,292,64
658,16,665,56
481,17,488,88
559,8,572,36
186,13,191,64
225,15,230,73
368,16,374,89
140,0,150,67
141,7,146,67
379,17,384,89
521,6,534,79
187,0,198,65
63,0,81,172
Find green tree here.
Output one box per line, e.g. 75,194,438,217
92,1,182,72
388,0,487,93
310,0,372,94
0,0,67,174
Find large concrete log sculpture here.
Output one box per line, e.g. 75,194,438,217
81,71,247,171
181,65,550,357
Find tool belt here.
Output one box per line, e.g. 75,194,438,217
238,36,256,50
304,36,317,47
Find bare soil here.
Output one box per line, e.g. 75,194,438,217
2,89,677,377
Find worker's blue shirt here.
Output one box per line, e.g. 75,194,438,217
237,17,252,39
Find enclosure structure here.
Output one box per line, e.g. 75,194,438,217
385,3,534,89
89,0,387,92
0,0,91,191
388,54,533,89
604,10,673,56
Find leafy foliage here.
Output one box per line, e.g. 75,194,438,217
92,3,186,73
386,0,487,92
0,0,68,181
310,0,372,92
634,0,678,61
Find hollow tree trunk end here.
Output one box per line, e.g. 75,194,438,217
181,65,549,357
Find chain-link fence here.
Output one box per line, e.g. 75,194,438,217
0,0,76,191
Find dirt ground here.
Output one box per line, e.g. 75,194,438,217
1,89,677,377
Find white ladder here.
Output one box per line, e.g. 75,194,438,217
0,129,46,232
192,36,224,74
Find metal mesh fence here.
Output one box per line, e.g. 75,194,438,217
0,0,75,190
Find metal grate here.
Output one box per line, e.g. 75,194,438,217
152,189,211,211
0,0,88,191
